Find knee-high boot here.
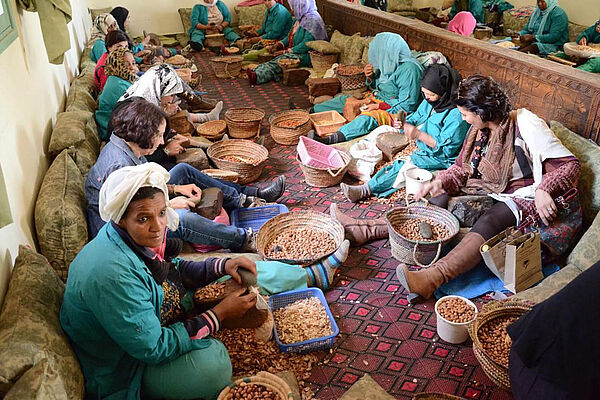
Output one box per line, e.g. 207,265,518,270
396,232,486,302
329,204,388,246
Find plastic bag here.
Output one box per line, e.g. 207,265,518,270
348,140,382,181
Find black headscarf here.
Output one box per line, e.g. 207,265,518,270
420,64,462,113
111,6,129,32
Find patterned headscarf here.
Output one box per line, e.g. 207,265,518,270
88,14,117,48
368,32,423,85
448,11,477,37
105,48,138,83
119,64,189,105
528,0,559,36
288,0,327,40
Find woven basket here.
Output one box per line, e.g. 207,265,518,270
337,64,367,91
269,110,312,146
218,371,293,400
412,393,466,400
207,139,268,184
196,120,227,140
309,51,339,75
386,205,460,267
210,55,243,79
205,33,225,48
278,58,301,70
201,168,239,183
261,38,279,48
224,107,265,139
257,210,345,265
296,152,351,188
467,300,534,391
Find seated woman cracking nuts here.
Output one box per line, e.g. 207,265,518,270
188,0,241,52
513,0,568,55
62,162,350,400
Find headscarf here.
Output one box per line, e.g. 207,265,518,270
197,0,218,6
288,0,327,40
110,6,129,32
119,64,187,105
420,64,462,112
528,0,559,36
88,14,117,48
99,163,179,231
448,11,477,37
105,47,138,83
368,32,423,85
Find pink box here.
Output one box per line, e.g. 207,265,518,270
297,136,345,169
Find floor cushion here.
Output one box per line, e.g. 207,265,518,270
512,263,581,304
234,4,268,27
503,6,535,36
178,8,192,35
567,210,600,273
72,64,96,94
89,7,111,23
568,21,587,43
361,37,374,64
331,31,366,65
0,245,83,398
388,0,415,13
65,84,97,113
69,116,101,177
48,111,91,156
3,359,69,400
306,40,341,55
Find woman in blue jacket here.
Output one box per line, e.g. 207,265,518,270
188,0,240,51
516,0,568,55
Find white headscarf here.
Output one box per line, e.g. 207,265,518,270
99,163,179,231
198,0,218,6
88,14,117,48
119,64,187,106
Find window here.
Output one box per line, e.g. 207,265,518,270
0,0,17,55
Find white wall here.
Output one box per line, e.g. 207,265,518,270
0,0,91,304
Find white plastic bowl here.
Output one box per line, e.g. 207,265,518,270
435,295,478,344
404,168,433,195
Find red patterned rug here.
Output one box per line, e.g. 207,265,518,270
193,51,514,400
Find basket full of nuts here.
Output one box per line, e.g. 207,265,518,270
435,295,478,344
217,371,293,400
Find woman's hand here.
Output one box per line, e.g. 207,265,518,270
364,63,374,77
163,101,181,116
403,123,420,140
579,37,588,46
520,34,535,44
164,139,186,157
217,23,224,32
170,196,196,209
141,35,151,46
212,288,257,321
135,49,151,58
414,180,444,201
224,257,257,285
362,103,379,112
392,117,403,129
535,189,557,226
174,184,202,198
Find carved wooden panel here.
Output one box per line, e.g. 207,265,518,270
317,0,600,144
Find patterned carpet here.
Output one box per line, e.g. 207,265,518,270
193,51,514,400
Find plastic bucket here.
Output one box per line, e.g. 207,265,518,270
435,295,478,344
404,168,433,195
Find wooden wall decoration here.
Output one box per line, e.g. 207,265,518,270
316,0,600,144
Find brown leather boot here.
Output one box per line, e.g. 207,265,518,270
395,232,486,303
180,91,217,113
329,203,388,246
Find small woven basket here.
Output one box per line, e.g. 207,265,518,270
218,371,293,400
412,393,466,400
269,110,312,146
205,33,225,48
201,168,239,183
210,55,243,79
257,210,345,265
278,58,301,70
386,205,460,267
337,64,367,92
309,51,339,75
224,107,265,139
196,120,227,140
467,300,534,391
207,139,268,184
296,152,351,188
261,38,279,48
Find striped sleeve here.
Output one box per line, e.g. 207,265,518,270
179,258,230,289
185,310,222,339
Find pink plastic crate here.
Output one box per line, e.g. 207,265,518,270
297,136,345,169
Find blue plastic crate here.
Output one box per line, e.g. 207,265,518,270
230,204,288,232
269,288,339,353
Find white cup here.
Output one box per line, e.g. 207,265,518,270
404,168,433,195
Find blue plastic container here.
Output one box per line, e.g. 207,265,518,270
269,287,339,353
230,204,288,232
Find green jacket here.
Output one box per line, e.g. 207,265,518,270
366,62,423,114
60,223,209,399
95,76,132,140
519,6,568,54
257,3,293,41
281,25,315,67
450,0,484,24
91,39,105,63
188,1,232,36
577,23,600,44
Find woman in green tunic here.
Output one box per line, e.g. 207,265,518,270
516,0,568,55
340,64,470,202
188,0,240,51
576,17,600,73
255,0,293,41
89,13,118,63
95,48,140,140
310,32,423,144
449,0,485,24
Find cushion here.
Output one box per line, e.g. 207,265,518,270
65,84,97,113
178,7,192,34
503,6,535,36
3,359,69,400
361,37,374,64
0,245,84,398
550,120,600,226
512,264,581,304
89,7,111,22
48,111,91,156
73,64,96,94
330,31,366,65
79,48,92,70
69,117,101,177
234,4,268,27
388,0,415,13
306,40,341,55
34,150,88,281
568,21,587,43
567,211,600,273
339,374,395,400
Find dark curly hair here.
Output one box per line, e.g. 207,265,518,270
452,75,512,123
111,98,168,149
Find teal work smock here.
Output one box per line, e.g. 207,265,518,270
519,6,568,54
257,3,293,41
95,76,132,140
189,1,241,45
91,39,105,63
282,25,315,67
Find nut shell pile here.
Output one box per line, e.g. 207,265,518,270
273,297,333,344
266,229,337,261
225,383,278,400
478,315,519,367
275,118,306,129
337,65,364,75
392,217,450,242
194,282,226,302
437,297,476,323
223,155,260,164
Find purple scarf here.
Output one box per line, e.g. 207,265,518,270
289,0,327,40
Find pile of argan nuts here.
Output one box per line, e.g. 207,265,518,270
193,282,226,303
392,218,450,242
225,382,279,400
478,315,519,367
437,297,477,323
273,297,333,345
266,229,336,261
276,118,306,129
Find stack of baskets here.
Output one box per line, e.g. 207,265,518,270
224,107,265,139
217,371,293,400
207,139,268,184
210,56,244,79
277,58,301,70
309,51,339,75
269,110,312,145
196,120,227,140
337,64,367,93
297,151,351,187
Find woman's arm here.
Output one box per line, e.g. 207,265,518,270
535,8,568,44
290,29,315,55
428,111,471,157
577,25,597,44
178,258,228,289
385,64,423,114
537,157,581,198
218,1,232,24
190,5,208,31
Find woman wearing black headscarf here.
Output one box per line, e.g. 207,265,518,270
110,6,150,56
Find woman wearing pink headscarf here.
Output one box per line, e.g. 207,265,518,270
448,11,477,37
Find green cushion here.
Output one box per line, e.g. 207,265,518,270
178,7,192,35
0,245,83,398
73,64,96,94
3,358,69,400
330,31,366,65
388,0,415,13
568,211,600,272
306,40,341,55
89,7,111,23
34,150,88,281
69,117,101,177
550,120,600,226
79,48,93,69
48,111,91,156
361,37,374,64
65,84,97,113
568,21,587,43
512,264,581,304
234,4,268,27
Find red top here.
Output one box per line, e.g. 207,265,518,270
94,52,109,92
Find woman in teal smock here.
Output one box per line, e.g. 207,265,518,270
310,32,423,145
449,0,484,24
95,48,139,140
516,0,568,55
256,0,293,41
340,64,470,202
188,0,240,51
89,14,118,63
576,17,600,73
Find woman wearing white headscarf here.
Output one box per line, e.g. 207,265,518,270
89,13,118,63
188,0,241,51
516,0,568,54
63,162,349,400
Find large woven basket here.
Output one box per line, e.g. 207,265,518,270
207,139,268,184
269,110,312,146
386,205,460,267
210,55,243,79
467,301,533,391
218,371,293,400
337,64,367,92
201,168,239,183
412,393,466,400
257,210,345,265
224,107,265,139
309,51,339,75
296,151,351,188
196,120,227,140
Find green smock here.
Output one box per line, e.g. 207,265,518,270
95,76,132,140
91,39,106,63
450,0,485,23
576,23,600,72
257,3,293,41
189,1,241,47
519,5,568,54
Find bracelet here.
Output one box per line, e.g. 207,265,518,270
164,147,171,156
172,186,178,196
